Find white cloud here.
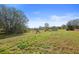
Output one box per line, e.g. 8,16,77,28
50,14,79,25
50,15,79,22
28,14,79,28
28,18,46,28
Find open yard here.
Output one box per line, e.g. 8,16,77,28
0,30,79,54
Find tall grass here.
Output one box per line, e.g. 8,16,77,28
0,30,79,53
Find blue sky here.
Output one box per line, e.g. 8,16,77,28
6,4,79,28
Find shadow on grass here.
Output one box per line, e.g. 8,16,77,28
0,32,23,40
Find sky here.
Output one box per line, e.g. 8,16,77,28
6,4,79,28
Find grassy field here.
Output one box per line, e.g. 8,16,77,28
0,30,79,54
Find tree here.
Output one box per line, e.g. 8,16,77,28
44,23,49,32
61,24,67,29
73,19,79,29
66,19,79,30
0,5,29,34
39,26,42,30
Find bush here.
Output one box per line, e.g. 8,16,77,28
66,25,74,31
34,28,40,34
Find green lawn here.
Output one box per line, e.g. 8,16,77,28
0,30,79,54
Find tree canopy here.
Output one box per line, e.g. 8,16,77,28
67,19,79,30
0,5,29,34
44,23,49,31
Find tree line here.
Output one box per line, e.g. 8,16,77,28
0,5,79,34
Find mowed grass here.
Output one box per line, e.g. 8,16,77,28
0,30,79,54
